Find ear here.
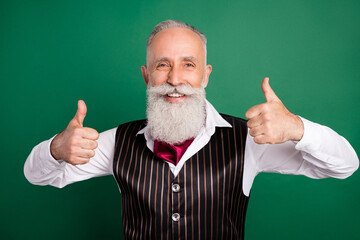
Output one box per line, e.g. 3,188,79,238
141,65,150,87
202,64,212,88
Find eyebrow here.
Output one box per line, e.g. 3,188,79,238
182,56,199,63
154,56,199,64
154,57,170,64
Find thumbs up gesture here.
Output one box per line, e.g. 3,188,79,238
50,100,99,165
245,77,304,144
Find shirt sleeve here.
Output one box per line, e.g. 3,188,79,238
23,128,117,188
243,117,359,196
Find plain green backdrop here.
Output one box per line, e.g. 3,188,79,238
1,0,359,239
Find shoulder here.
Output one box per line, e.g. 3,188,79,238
219,113,247,126
115,119,147,137
217,113,248,140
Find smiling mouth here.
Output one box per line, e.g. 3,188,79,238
166,92,185,98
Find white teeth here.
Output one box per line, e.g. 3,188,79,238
167,92,184,98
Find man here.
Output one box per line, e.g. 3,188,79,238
24,20,359,240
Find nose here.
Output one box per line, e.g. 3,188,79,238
167,65,184,86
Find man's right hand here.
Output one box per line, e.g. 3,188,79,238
50,100,99,165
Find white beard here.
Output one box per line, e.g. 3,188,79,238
146,83,206,145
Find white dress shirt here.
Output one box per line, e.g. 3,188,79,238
24,100,359,197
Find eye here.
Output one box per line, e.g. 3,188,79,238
185,63,195,68
156,62,170,69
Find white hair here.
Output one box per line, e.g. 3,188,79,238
147,20,207,47
146,20,207,62
146,83,206,145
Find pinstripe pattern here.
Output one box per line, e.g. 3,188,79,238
113,114,249,240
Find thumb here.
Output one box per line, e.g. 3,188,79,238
261,77,279,102
71,100,87,127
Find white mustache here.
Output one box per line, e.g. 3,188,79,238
147,83,198,96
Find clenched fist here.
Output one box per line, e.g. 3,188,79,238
50,100,99,165
245,77,304,144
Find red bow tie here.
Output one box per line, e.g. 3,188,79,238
153,138,194,166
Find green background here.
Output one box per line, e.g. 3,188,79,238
1,0,359,239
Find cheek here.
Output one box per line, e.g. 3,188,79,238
150,71,168,86
186,71,204,86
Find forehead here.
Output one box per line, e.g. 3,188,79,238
147,27,205,62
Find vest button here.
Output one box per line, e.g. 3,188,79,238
172,213,180,222
172,183,180,193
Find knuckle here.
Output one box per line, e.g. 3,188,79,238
87,128,99,139
264,122,271,130
254,137,263,144
73,127,83,135
262,113,271,121
249,129,255,137
70,138,78,146
263,104,270,112
69,146,76,154
74,160,82,165
68,157,76,164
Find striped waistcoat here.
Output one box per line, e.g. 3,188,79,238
113,114,249,240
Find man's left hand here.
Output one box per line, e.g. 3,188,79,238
245,77,304,144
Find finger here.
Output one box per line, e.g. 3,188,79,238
77,149,96,158
261,77,279,102
245,104,263,119
247,115,263,128
254,134,278,144
253,135,268,144
69,156,91,165
80,139,98,150
70,100,87,127
248,125,264,138
81,127,99,140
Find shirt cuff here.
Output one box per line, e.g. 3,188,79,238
295,116,321,152
39,135,64,174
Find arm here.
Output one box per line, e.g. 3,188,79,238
245,77,359,178
23,100,116,188
246,117,358,178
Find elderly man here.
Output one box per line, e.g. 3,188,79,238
24,20,358,240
